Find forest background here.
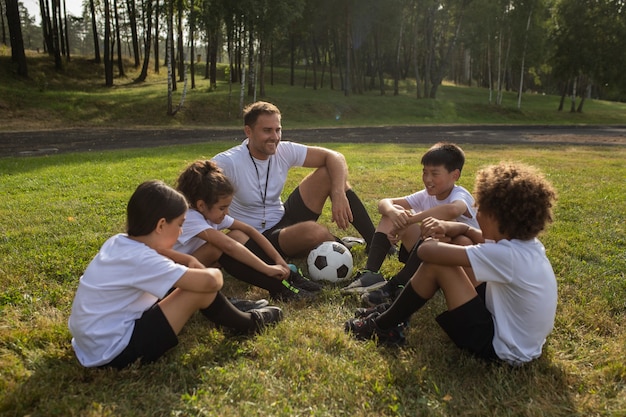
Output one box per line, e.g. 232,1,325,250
3,0,626,114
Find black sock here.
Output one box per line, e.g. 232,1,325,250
365,232,391,272
375,284,427,329
243,238,273,264
386,242,423,288
200,292,255,332
346,189,375,246
218,253,285,293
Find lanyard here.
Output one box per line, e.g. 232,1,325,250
248,150,271,228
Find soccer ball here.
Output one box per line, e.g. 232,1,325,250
307,241,354,283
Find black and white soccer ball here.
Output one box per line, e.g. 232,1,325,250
307,241,354,283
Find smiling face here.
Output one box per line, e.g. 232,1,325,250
244,113,282,159
422,164,460,200
200,195,233,225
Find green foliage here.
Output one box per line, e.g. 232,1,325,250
2,53,626,132
0,142,624,416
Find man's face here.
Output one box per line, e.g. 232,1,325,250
244,113,282,159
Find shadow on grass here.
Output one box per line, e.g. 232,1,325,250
0,319,250,416
379,304,576,416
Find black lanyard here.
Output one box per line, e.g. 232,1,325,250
248,150,271,228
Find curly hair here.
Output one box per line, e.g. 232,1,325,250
175,160,234,209
474,162,557,240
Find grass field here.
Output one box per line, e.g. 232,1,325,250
1,50,625,416
0,141,625,416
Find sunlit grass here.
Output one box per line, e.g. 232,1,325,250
1,142,624,416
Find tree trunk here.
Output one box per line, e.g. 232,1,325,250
176,0,184,81
153,0,159,73
113,0,124,76
88,0,100,63
125,0,140,67
103,0,113,86
135,0,152,82
517,7,532,109
62,0,70,61
5,0,28,76
570,76,577,112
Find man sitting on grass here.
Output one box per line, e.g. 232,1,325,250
345,162,558,366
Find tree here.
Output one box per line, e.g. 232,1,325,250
5,0,28,76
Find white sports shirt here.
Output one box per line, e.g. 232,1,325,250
68,234,188,367
174,208,235,254
466,238,558,365
404,185,479,229
212,139,307,232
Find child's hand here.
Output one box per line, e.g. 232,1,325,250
187,258,206,269
421,217,447,240
388,205,411,230
266,264,290,280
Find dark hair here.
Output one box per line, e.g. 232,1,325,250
421,142,465,173
175,160,234,209
243,101,281,127
474,162,557,240
126,180,188,237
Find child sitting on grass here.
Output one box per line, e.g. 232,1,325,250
68,180,283,369
345,162,558,365
174,160,321,301
342,142,479,308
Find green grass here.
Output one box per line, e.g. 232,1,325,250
1,142,625,416
2,52,626,131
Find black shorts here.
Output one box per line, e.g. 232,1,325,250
435,283,500,362
102,304,178,369
263,186,319,255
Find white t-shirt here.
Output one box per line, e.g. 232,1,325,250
212,139,307,232
466,238,557,365
68,234,188,367
174,208,235,254
403,185,479,228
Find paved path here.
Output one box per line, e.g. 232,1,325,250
1,125,625,157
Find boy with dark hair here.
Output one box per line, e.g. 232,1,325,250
342,142,479,307
345,162,558,366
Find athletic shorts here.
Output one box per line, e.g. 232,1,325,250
435,283,500,362
262,186,319,255
101,304,178,369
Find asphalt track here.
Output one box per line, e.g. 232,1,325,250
1,125,625,157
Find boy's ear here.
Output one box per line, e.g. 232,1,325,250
452,169,461,181
155,217,167,233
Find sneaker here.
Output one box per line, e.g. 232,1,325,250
361,285,403,307
288,270,323,292
341,236,365,249
250,306,284,332
344,312,406,346
270,280,316,302
229,298,270,312
354,303,391,318
341,270,386,294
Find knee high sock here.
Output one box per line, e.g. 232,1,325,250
243,238,273,264
386,243,423,288
375,284,427,329
218,253,285,293
200,292,255,331
365,232,392,272
346,189,375,246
